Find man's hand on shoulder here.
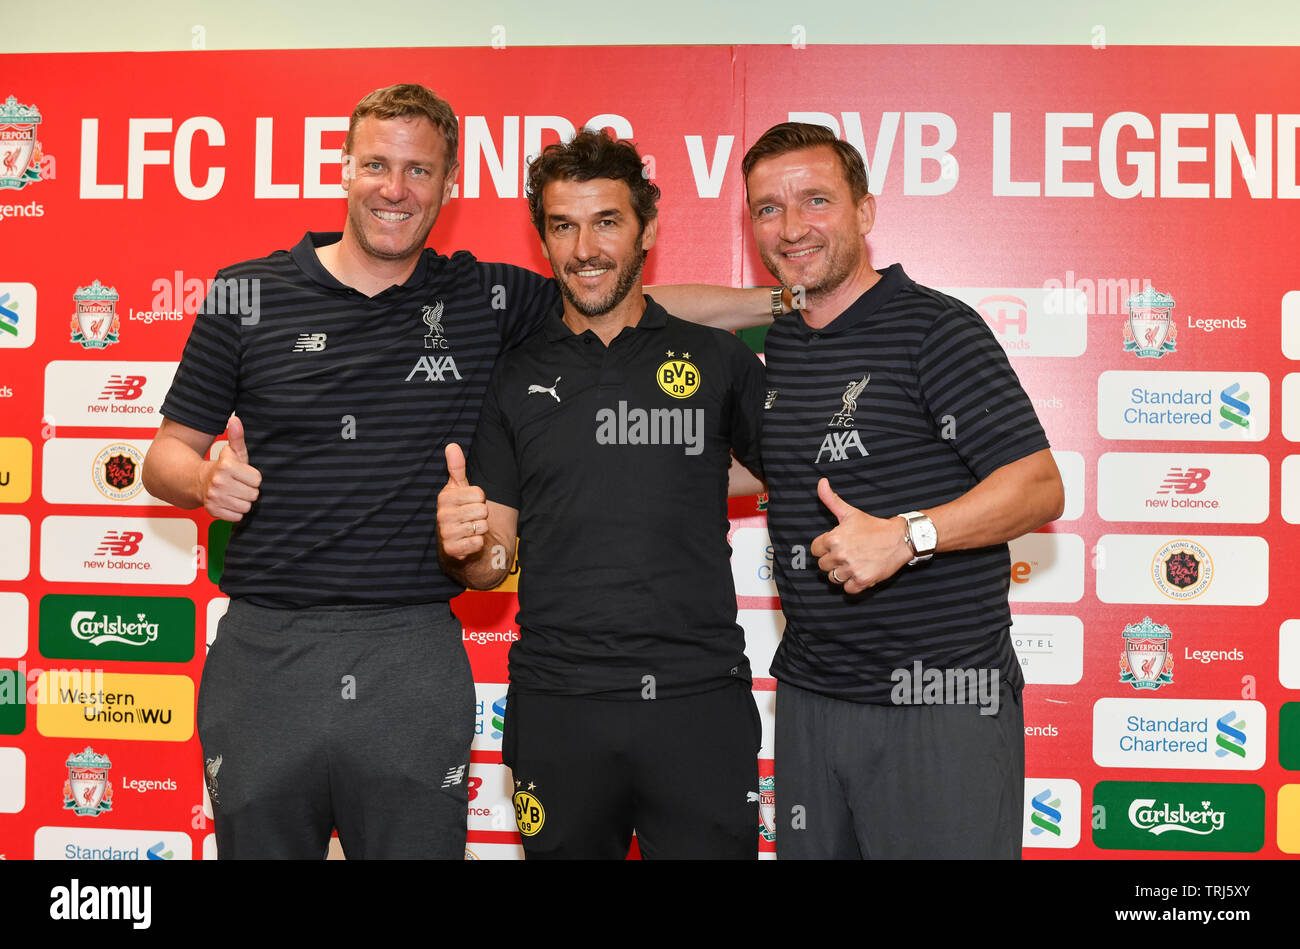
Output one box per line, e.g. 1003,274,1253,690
810,478,912,595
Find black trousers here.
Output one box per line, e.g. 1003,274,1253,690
502,683,761,859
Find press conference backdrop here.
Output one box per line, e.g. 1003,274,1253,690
0,43,1298,860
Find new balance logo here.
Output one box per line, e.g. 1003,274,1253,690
405,356,463,383
441,765,466,788
1156,467,1210,495
95,531,143,556
98,375,146,401
815,430,869,463
292,333,327,352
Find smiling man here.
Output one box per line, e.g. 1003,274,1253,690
436,130,766,859
743,122,1064,859
142,85,781,860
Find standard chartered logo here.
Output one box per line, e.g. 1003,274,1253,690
1215,711,1247,758
1098,372,1269,441
1218,383,1250,430
1128,798,1226,836
70,611,160,647
1030,788,1062,837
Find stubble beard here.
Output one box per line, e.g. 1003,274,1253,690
556,244,648,319
348,202,437,264
760,241,858,306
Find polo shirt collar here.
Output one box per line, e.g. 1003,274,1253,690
785,263,910,336
291,232,432,293
543,293,668,343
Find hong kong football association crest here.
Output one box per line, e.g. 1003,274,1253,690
70,280,120,350
1151,539,1213,601
1122,287,1177,358
1119,617,1173,691
91,442,144,501
63,746,113,816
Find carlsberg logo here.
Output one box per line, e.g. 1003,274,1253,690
70,612,160,647
1128,798,1226,836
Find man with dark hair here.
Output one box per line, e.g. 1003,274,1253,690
143,85,780,859
740,121,1064,859
437,129,766,859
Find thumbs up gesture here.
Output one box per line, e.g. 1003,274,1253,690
437,443,489,560
200,415,262,522
809,478,913,594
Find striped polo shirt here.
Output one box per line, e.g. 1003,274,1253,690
160,231,559,607
761,264,1049,703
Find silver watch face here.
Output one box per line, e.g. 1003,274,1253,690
909,516,937,554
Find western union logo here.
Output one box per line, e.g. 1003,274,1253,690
0,437,32,503
35,671,194,742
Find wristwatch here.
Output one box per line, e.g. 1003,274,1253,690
769,286,785,318
898,511,937,565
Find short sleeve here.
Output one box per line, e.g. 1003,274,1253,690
467,363,522,510
916,304,1050,481
725,337,766,479
159,275,242,435
477,262,560,352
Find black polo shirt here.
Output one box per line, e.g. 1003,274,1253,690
469,296,765,699
762,264,1050,704
161,232,558,607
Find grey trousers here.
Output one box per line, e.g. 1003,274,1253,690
774,679,1025,859
198,599,474,859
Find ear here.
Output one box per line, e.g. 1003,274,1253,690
441,160,459,207
341,154,354,192
640,215,659,253
539,233,552,262
857,193,877,238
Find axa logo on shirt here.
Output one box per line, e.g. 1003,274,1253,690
405,355,462,382
815,429,868,463
1097,371,1270,441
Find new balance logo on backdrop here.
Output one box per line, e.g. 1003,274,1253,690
98,376,146,401
291,333,326,352
1157,468,1210,495
95,532,143,557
